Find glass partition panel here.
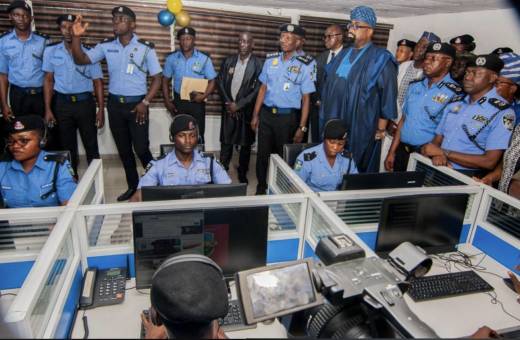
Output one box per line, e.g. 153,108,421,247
486,198,520,238
0,217,58,255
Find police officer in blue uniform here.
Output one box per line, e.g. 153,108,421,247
42,14,105,176
294,119,358,192
162,27,216,143
251,24,316,195
130,114,231,201
69,6,162,201
422,54,516,176
386,42,462,172
0,115,77,208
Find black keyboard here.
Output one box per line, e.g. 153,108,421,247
408,271,494,301
218,299,256,332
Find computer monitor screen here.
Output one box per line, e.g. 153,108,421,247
339,171,425,191
375,193,468,256
133,206,268,289
141,183,247,201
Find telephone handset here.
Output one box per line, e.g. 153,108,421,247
80,267,127,309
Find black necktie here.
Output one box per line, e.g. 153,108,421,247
329,52,335,63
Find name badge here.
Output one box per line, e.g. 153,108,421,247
283,82,291,91
126,64,134,75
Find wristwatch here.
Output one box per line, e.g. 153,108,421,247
299,126,308,133
141,98,150,106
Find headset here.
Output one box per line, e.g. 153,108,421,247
149,254,225,326
3,116,48,153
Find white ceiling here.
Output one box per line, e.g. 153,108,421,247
199,0,514,18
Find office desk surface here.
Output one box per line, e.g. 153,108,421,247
71,279,287,339
407,244,520,338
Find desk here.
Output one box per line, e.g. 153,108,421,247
407,244,520,338
71,279,287,339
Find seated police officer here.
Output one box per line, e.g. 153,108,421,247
294,119,358,191
130,114,231,201
141,254,229,339
0,115,76,208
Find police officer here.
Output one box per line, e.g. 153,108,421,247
42,14,104,176
0,115,77,208
450,34,476,54
422,54,515,176
70,6,162,201
162,27,216,143
130,114,230,201
251,24,316,195
294,119,358,192
395,39,416,64
386,43,462,172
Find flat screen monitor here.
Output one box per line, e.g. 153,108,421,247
339,171,425,191
133,206,269,289
141,183,247,201
375,193,468,256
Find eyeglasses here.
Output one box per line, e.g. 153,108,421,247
323,33,343,40
6,137,33,147
347,23,371,30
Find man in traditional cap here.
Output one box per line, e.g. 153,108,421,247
70,6,162,201
395,38,416,64
162,27,217,144
422,54,515,176
251,23,316,194
496,52,520,123
450,34,476,53
492,47,514,55
320,6,397,173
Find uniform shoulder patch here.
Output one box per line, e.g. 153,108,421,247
294,159,303,171
449,94,466,103
502,113,515,131
443,82,464,94
45,41,61,48
296,55,314,65
489,98,510,110
44,154,67,164
143,162,155,174
33,31,50,39
303,151,317,161
138,39,155,49
266,51,281,59
101,37,116,44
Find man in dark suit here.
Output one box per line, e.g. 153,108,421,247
216,32,262,183
311,24,344,142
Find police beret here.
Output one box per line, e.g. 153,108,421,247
7,115,45,134
150,258,229,325
397,39,416,49
111,6,136,20
468,54,504,74
492,47,513,55
56,14,76,26
426,42,456,59
7,0,31,14
324,119,347,140
280,24,305,38
177,26,196,39
450,34,475,45
170,114,197,137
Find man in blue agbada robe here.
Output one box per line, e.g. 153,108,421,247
319,6,398,173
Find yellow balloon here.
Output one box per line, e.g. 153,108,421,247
167,0,183,14
175,10,191,27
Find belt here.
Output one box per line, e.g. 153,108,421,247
262,105,298,115
109,94,144,104
402,142,421,154
11,84,43,95
55,92,92,103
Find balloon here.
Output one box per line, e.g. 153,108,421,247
157,9,175,26
175,10,191,27
167,0,183,14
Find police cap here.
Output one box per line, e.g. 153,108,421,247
111,6,136,20
468,54,504,74
280,24,306,38
492,47,513,55
150,256,229,325
7,115,45,135
170,114,197,137
56,14,76,26
324,119,347,140
426,42,456,59
177,26,196,39
7,0,31,15
397,39,416,49
450,34,474,46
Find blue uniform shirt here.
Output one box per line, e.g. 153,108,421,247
86,34,162,96
0,30,49,87
0,151,77,208
436,88,516,170
259,52,316,109
42,42,103,94
137,150,231,188
293,144,358,192
163,49,217,95
400,73,463,146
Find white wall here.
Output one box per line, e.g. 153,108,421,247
387,9,520,55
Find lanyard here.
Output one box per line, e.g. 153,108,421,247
335,44,370,79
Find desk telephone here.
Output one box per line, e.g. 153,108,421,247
80,267,127,309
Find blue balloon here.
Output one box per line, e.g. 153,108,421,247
158,9,175,26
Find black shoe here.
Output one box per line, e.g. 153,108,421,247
238,173,249,184
255,186,267,195
117,188,136,202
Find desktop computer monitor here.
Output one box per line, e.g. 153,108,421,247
133,206,269,289
339,171,425,191
375,193,468,256
141,183,247,201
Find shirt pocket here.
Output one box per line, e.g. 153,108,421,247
4,48,21,66
39,182,55,199
195,169,211,184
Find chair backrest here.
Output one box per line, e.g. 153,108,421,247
48,150,72,163
160,144,205,157
283,143,319,168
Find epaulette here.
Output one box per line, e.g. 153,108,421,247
197,50,210,58
340,150,352,158
489,98,510,110
82,43,93,50
166,50,178,57
296,55,314,65
409,77,424,85
0,30,11,39
266,52,281,59
449,94,466,103
44,154,66,164
138,39,155,49
101,37,116,44
45,41,61,48
201,151,215,159
443,82,464,95
303,151,317,161
33,31,50,39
